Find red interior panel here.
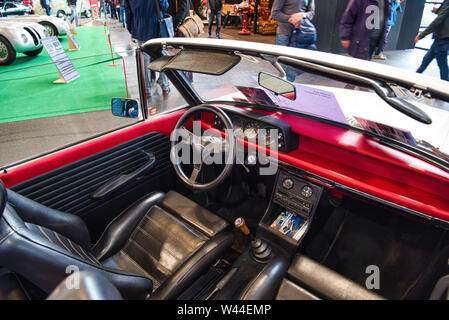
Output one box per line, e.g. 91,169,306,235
1,105,449,222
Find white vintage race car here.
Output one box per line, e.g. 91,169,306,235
0,14,69,37
0,20,47,65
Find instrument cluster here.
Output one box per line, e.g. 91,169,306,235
214,115,282,150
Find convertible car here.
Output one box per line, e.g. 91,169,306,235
0,38,448,300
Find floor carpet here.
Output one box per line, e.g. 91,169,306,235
0,26,126,124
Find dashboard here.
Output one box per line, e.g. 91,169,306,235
213,106,299,153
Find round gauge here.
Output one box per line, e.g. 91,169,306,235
301,185,313,198
282,178,294,190
259,128,277,149
214,116,223,130
244,121,259,141
233,118,245,138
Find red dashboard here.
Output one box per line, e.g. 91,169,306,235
1,105,449,222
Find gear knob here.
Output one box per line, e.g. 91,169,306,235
234,217,250,236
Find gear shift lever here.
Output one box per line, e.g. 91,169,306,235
234,217,272,263
234,217,251,237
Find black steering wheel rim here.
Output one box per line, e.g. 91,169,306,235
170,104,235,191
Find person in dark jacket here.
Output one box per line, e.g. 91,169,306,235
373,0,405,60
67,0,79,26
271,0,315,45
340,0,392,60
125,0,170,96
207,0,222,38
415,0,449,81
40,0,51,15
106,0,117,18
172,0,190,31
271,0,315,81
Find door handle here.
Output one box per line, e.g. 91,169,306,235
91,150,157,200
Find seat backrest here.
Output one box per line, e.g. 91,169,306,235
0,182,153,299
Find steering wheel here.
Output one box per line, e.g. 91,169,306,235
170,105,235,191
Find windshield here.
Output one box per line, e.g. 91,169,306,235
178,52,449,166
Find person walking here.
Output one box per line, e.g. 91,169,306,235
99,0,105,17
67,0,79,27
124,0,171,96
173,0,190,31
415,0,449,81
271,0,316,81
373,0,405,60
340,0,392,60
272,0,315,48
108,0,117,18
207,0,222,38
119,0,125,27
40,0,51,15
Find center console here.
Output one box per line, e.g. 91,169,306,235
257,170,323,253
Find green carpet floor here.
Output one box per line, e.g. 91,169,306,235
0,26,126,124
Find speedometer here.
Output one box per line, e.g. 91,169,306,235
244,121,259,141
233,117,245,138
259,128,277,149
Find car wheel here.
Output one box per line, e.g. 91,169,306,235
24,47,43,56
39,21,58,37
0,35,16,66
56,10,66,18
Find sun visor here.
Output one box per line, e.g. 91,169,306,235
148,50,241,75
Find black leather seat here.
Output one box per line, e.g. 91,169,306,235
0,181,233,300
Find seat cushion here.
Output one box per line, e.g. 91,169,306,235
104,205,209,289
161,191,228,238
94,190,232,299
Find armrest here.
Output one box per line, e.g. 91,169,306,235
238,256,288,300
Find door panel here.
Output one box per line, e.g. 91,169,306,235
11,131,173,241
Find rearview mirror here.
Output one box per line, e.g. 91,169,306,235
258,72,296,101
111,98,139,118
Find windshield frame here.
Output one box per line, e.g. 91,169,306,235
141,39,449,172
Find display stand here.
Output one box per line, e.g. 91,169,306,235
106,33,120,67
67,34,80,51
103,19,108,35
53,71,80,84
42,37,80,85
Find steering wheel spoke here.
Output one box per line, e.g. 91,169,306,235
178,126,194,145
190,164,201,183
171,105,235,190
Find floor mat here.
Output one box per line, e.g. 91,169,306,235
305,198,446,299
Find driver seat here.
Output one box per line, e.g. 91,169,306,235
0,181,233,300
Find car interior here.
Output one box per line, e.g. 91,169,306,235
0,42,448,300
